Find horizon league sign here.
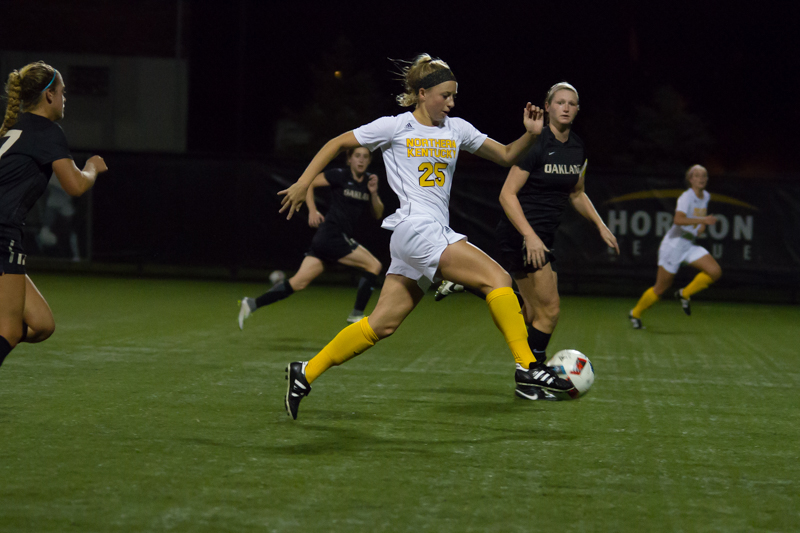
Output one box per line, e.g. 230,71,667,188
602,189,757,267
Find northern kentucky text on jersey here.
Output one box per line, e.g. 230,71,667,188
544,164,583,174
406,138,457,159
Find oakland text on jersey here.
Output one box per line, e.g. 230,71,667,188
544,163,583,175
343,189,370,201
405,137,457,159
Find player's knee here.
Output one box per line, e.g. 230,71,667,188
39,320,55,341
368,259,382,276
373,322,399,339
288,278,309,291
491,270,513,291
653,283,670,297
708,266,722,281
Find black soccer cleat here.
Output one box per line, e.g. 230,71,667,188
285,361,311,420
675,290,691,316
514,383,558,401
629,311,644,329
515,362,578,400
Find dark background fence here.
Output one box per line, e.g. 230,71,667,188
26,152,800,303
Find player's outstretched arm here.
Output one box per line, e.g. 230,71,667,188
474,103,544,167
499,165,549,269
52,155,107,197
279,131,362,220
568,162,619,254
306,173,329,228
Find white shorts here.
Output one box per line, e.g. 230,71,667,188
387,217,467,291
658,236,710,274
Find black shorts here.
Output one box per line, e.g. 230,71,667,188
495,221,557,274
306,224,359,263
1,238,27,275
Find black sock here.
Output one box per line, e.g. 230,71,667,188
255,280,295,309
0,336,12,367
353,272,379,313
527,326,551,364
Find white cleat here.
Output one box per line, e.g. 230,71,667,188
434,280,465,301
238,297,255,330
346,312,364,324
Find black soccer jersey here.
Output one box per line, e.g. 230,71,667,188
510,128,584,237
0,113,72,241
321,167,373,236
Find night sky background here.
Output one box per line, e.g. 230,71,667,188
187,2,799,176
4,1,799,176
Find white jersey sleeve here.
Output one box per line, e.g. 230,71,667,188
451,117,488,154
675,190,693,215
666,189,710,239
353,116,397,152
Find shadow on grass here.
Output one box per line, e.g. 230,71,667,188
644,329,697,336
261,337,321,353
269,423,571,457
425,385,508,398
177,409,574,461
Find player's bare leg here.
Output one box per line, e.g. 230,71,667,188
21,275,55,343
677,254,722,315
630,267,675,328
436,240,510,295
286,275,423,419
437,240,574,400
515,265,559,363
0,273,26,367
338,245,382,323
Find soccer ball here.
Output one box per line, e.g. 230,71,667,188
547,349,594,397
269,270,286,286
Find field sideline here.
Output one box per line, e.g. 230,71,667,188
1,274,798,532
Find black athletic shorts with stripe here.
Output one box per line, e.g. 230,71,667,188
306,223,359,263
1,238,27,275
495,220,557,274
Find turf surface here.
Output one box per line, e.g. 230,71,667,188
1,274,798,532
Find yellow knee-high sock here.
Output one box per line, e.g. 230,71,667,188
486,287,536,368
681,272,714,299
305,318,379,383
631,287,660,319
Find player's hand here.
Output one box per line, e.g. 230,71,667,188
522,102,545,136
367,174,379,194
308,210,325,228
599,226,620,255
705,215,718,226
523,232,549,269
278,181,309,220
86,155,108,174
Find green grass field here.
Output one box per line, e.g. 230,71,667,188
1,274,798,532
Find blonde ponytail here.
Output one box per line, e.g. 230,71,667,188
1,61,58,136
394,54,453,108
0,72,22,137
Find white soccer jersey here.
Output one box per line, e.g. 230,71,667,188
665,188,710,239
353,111,487,230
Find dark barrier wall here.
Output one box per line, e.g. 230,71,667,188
65,152,799,298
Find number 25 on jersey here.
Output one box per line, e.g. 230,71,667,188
418,162,447,187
